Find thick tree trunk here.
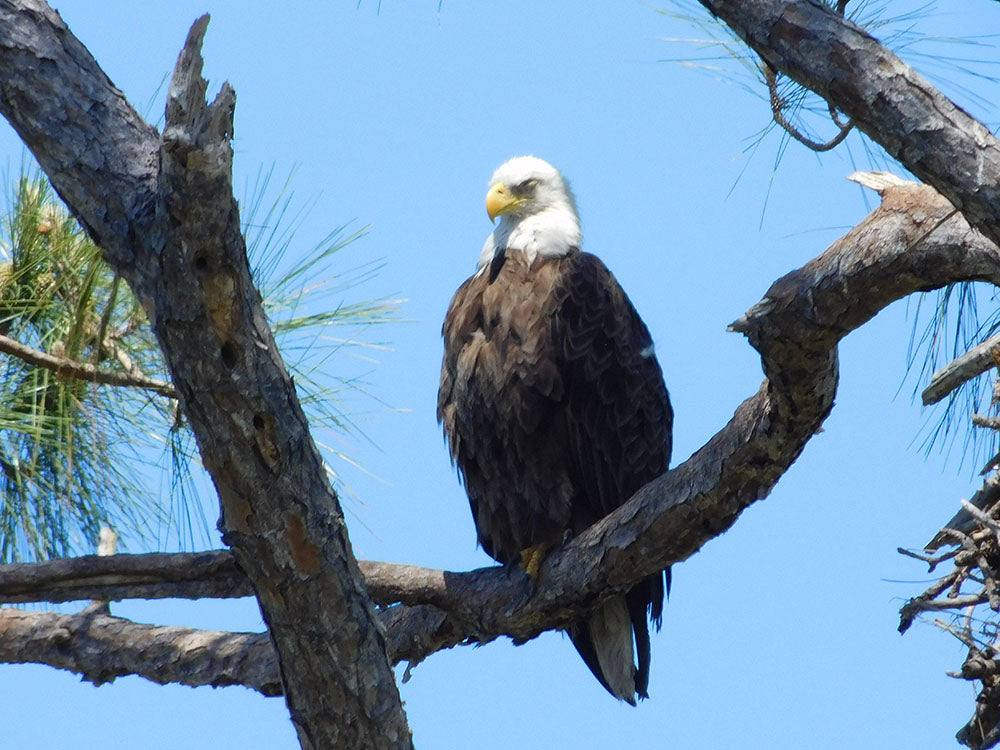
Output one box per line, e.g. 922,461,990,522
0,3,412,748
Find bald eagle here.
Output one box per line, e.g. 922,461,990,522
438,156,672,703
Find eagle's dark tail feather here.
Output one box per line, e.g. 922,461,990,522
569,570,668,704
568,596,638,706
628,589,652,699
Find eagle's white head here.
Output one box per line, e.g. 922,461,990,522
479,156,582,270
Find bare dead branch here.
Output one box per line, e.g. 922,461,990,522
904,591,989,616
899,568,969,634
932,617,982,651
896,546,959,572
928,474,1000,551
0,550,253,604
963,499,1000,543
923,334,1000,406
974,415,1000,431
0,606,281,696
0,551,460,610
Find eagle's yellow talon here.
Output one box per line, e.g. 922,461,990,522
519,543,549,583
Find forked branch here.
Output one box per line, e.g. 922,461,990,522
5,174,999,682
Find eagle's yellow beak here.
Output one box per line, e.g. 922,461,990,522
486,182,521,222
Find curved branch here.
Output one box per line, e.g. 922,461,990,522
763,60,854,152
0,606,281,695
382,177,1000,666
6,177,994,674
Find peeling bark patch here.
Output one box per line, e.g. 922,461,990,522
283,512,321,578
216,481,252,534
253,411,281,473
201,267,237,337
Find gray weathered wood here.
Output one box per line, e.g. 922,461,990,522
0,4,411,748
922,333,1000,406
0,606,281,695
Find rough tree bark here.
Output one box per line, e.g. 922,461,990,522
0,3,411,748
2,1,1000,747
0,605,282,695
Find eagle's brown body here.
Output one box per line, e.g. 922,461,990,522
438,245,672,700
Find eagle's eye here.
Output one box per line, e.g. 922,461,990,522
513,178,539,196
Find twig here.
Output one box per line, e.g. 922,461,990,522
933,616,983,650
922,332,1000,406
961,499,1000,545
93,273,120,367
923,592,991,611
0,331,178,399
897,545,959,571
902,591,990,623
973,414,1000,431
763,61,853,151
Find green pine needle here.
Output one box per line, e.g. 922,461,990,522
0,163,399,561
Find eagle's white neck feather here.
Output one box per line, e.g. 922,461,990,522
478,205,581,268
477,156,582,271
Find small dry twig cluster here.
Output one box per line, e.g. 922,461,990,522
900,502,1000,748
901,349,1000,748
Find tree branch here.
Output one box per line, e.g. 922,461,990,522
922,333,1000,406
927,474,1000,552
0,606,281,696
6,174,995,677
695,0,1000,250
376,175,1000,668
0,551,457,611
973,414,1000,431
0,550,253,604
0,331,179,398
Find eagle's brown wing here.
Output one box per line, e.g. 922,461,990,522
438,248,672,700
550,251,672,699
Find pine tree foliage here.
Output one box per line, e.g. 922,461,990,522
0,174,165,561
0,169,399,562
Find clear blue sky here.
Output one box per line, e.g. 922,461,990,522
2,1,998,747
